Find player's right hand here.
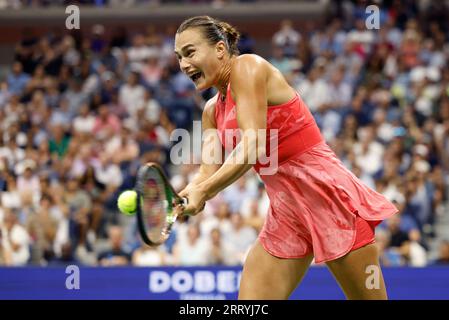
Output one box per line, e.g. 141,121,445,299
178,185,206,216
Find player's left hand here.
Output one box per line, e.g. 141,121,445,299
178,185,207,216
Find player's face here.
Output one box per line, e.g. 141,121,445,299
174,28,226,90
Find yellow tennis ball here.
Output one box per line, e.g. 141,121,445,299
117,190,137,216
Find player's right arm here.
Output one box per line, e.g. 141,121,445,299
181,95,223,190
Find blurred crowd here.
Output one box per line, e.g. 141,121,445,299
1,0,449,267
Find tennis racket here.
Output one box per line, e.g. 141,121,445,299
134,162,188,246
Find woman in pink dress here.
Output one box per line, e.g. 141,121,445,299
175,16,398,299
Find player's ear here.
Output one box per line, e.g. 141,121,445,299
215,40,227,59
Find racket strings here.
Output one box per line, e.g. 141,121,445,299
140,167,177,244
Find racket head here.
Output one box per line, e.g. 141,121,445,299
135,162,185,246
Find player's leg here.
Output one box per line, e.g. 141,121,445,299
325,243,387,300
238,240,313,300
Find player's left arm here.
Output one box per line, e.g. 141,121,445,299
183,55,268,215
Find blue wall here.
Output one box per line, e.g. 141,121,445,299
0,266,448,300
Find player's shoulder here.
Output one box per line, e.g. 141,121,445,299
232,54,268,71
231,54,269,84
234,53,267,64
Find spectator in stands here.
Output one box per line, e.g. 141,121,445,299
172,223,208,266
0,209,30,266
92,104,121,140
48,124,70,159
384,214,410,249
1,174,21,210
296,62,330,113
98,225,131,266
132,239,167,266
222,175,257,214
73,103,96,135
225,213,257,264
6,61,30,96
353,126,385,176
26,194,58,265
139,89,162,125
119,71,145,120
63,78,88,117
376,229,403,266
272,19,301,57
104,127,139,166
63,176,92,248
16,164,40,200
47,241,81,267
127,33,158,71
205,227,238,265
433,240,449,265
0,81,11,107
141,56,163,88
399,229,428,267
201,201,233,238
93,154,123,191
269,46,294,77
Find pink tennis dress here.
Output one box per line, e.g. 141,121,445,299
215,85,399,263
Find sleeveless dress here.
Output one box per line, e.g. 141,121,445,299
214,84,398,263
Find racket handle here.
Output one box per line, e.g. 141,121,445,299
181,197,188,206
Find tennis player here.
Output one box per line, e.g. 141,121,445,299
174,16,398,300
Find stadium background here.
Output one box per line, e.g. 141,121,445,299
0,0,448,299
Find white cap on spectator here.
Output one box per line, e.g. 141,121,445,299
16,132,27,147
410,66,426,83
415,97,432,117
426,66,441,82
414,160,430,173
15,159,36,176
413,144,429,157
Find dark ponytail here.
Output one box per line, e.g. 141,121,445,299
177,16,241,55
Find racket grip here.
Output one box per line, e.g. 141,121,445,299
181,197,188,206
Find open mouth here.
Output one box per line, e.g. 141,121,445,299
189,71,202,82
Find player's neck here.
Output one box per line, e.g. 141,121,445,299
215,56,234,99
